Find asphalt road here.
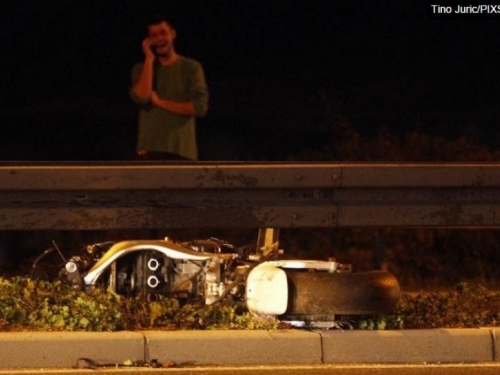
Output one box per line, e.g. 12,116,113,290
3,364,500,375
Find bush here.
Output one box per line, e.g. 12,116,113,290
393,283,500,329
3,276,499,331
0,277,278,332
0,277,124,331
355,282,500,330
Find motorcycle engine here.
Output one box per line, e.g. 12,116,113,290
110,251,209,302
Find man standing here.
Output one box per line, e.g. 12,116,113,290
131,15,209,160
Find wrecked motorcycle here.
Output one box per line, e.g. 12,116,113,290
32,237,401,328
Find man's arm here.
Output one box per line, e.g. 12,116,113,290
189,62,209,117
150,91,196,116
131,38,155,100
149,61,208,117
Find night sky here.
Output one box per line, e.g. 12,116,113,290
1,0,500,161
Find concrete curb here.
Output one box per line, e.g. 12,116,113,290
321,329,495,363
145,329,323,366
0,331,145,368
0,329,498,368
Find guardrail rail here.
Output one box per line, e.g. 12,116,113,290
0,162,499,230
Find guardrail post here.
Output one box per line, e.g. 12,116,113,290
256,228,280,257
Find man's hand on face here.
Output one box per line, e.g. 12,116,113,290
142,37,155,61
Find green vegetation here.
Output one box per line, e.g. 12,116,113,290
1,276,500,331
0,277,279,332
394,282,500,329
357,282,500,330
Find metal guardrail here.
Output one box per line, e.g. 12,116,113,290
0,162,500,230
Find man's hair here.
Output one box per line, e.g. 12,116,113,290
147,14,174,29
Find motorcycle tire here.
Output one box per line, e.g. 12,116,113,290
281,270,401,320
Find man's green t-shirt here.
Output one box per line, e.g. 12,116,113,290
130,56,209,160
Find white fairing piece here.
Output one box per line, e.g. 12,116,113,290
246,262,288,315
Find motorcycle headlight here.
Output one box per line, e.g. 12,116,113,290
65,261,78,274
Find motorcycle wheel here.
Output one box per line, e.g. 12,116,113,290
281,270,400,322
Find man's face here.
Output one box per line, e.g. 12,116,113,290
148,22,176,57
